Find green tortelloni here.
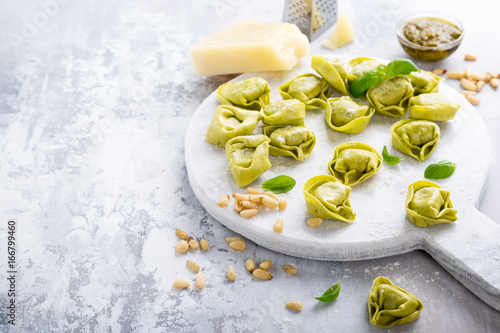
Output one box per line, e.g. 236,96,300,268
391,119,440,161
206,105,261,147
327,142,382,186
260,99,306,126
311,56,349,95
263,125,316,161
225,135,271,187
347,57,385,83
217,77,271,110
325,96,375,134
279,73,330,110
367,76,414,118
368,276,424,328
303,175,355,223
409,93,460,121
408,70,442,95
405,180,457,227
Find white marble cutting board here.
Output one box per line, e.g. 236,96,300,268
185,56,500,310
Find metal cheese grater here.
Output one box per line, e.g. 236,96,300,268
283,0,338,41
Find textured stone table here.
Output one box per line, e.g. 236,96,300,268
0,0,499,332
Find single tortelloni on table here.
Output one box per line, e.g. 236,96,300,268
217,77,271,110
409,93,460,121
225,135,271,187
260,99,306,126
328,142,382,186
346,57,385,83
205,105,261,147
408,70,442,95
367,75,414,118
405,180,457,227
303,175,355,223
391,119,440,161
311,55,349,96
279,73,329,110
263,125,316,161
368,276,424,328
325,96,375,134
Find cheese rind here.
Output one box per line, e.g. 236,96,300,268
190,21,310,76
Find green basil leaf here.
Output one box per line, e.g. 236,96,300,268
349,70,385,97
385,58,420,78
259,175,296,194
382,146,405,165
424,160,456,179
315,279,341,302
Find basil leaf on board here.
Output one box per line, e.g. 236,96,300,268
382,146,405,165
349,70,385,97
315,279,341,302
424,160,456,179
385,58,420,78
259,175,296,194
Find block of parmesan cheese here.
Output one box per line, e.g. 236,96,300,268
322,13,354,50
189,21,310,76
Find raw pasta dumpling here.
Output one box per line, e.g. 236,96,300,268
311,56,349,95
279,73,329,110
409,93,460,121
217,77,271,110
347,57,385,83
391,119,440,161
405,180,457,227
328,142,382,186
325,96,375,134
368,276,424,328
303,175,355,223
225,135,271,187
206,105,261,147
367,76,414,118
264,125,316,161
260,99,306,126
408,70,442,95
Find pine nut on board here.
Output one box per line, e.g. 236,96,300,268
286,301,303,311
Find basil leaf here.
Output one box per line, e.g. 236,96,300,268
259,175,296,194
315,279,341,302
349,70,385,97
382,146,405,165
424,160,456,179
385,58,420,78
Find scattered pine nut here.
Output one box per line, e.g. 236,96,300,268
485,72,494,82
259,260,272,270
447,71,464,79
464,53,477,61
490,78,499,89
252,268,273,280
187,260,200,273
278,198,287,210
240,208,258,218
175,229,188,240
233,193,250,201
286,301,303,311
188,237,199,250
234,200,244,213
263,192,279,201
307,217,323,228
246,259,256,273
476,80,485,92
225,236,243,243
249,194,264,203
274,218,284,233
466,94,480,105
460,90,476,96
229,240,246,251
241,200,258,209
247,187,261,195
227,266,236,281
460,78,476,91
470,73,485,81
261,195,278,209
176,240,189,254
284,265,298,275
200,239,209,251
464,67,471,78
195,271,205,290
217,195,230,207
173,279,190,289
432,68,447,75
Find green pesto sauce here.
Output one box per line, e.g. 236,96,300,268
403,18,461,47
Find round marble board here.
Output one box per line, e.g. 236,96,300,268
185,56,500,310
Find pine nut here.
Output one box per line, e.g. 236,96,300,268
485,72,493,82
252,268,273,280
471,73,485,81
259,260,272,270
432,68,446,75
447,71,464,79
286,301,303,311
217,195,230,207
464,53,477,61
229,240,246,251
227,266,236,281
234,200,244,213
490,78,499,89
466,94,480,105
200,239,209,251
461,78,476,91
460,90,476,96
476,80,485,92
249,194,264,203
247,187,261,195
176,240,189,254
233,193,250,201
278,198,287,210
274,218,284,233
225,236,242,243
195,271,205,290
308,217,323,228
284,265,298,275
188,237,199,250
246,259,256,273
187,260,200,273
241,200,257,209
464,67,471,78
175,229,188,240
173,279,190,289
261,195,278,209
263,192,279,201
240,208,258,218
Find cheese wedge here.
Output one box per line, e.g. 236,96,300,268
322,13,355,50
190,21,310,76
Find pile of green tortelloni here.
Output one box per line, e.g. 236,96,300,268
205,56,460,227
